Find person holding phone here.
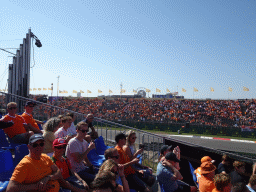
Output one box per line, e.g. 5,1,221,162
123,130,155,187
65,121,98,185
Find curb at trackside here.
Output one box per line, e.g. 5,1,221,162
169,134,256,144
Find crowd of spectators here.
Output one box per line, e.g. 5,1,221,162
51,97,256,128
1,100,256,192
1,95,256,128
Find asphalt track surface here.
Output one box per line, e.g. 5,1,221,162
96,128,256,154
162,134,256,154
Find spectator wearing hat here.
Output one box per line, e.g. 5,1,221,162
2,102,34,144
229,161,247,186
212,173,231,192
21,101,43,134
6,134,62,192
247,174,256,192
217,154,232,174
51,138,89,192
194,156,215,184
159,145,180,162
156,152,197,192
158,145,172,162
198,161,216,192
114,132,150,192
65,121,97,185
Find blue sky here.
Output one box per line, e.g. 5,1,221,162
0,0,255,99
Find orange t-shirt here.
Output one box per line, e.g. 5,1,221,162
3,114,27,138
11,154,60,192
115,145,135,176
21,112,40,130
199,175,215,192
212,188,221,192
51,155,71,180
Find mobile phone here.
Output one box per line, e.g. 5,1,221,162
139,144,145,149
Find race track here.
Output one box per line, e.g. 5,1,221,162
96,128,256,154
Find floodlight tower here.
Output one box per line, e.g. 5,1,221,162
6,28,42,100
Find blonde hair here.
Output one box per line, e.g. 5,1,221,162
91,171,116,190
126,130,136,147
43,117,61,132
99,159,118,173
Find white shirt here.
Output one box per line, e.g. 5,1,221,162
65,137,88,172
54,127,68,139
67,122,76,135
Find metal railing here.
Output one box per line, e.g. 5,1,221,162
0,92,165,170
1,92,256,171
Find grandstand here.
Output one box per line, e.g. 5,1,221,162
0,91,256,191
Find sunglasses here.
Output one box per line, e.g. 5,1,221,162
32,142,44,148
8,107,17,110
79,129,88,133
131,137,137,139
55,146,66,149
110,155,119,159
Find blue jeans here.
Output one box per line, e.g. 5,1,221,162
66,175,85,189
77,166,99,184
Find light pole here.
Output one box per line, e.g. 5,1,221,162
57,76,60,100
51,83,53,104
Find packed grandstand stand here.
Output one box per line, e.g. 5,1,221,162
32,96,256,128
0,92,256,192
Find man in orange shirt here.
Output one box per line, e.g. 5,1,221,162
1,102,34,144
114,133,150,192
21,101,42,134
6,134,62,192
